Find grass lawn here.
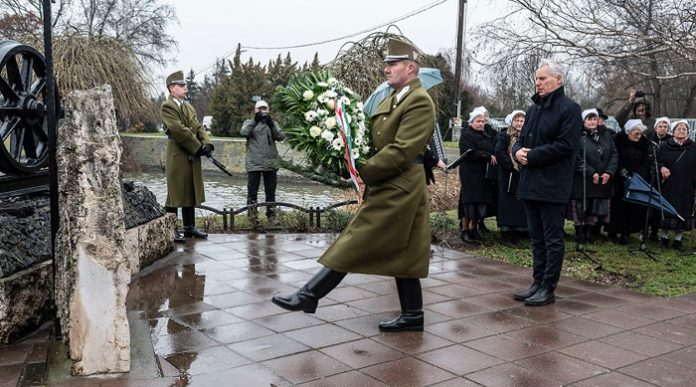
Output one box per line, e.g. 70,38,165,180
432,210,696,297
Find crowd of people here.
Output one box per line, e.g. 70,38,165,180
458,86,696,253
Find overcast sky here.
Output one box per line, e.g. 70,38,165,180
158,0,505,89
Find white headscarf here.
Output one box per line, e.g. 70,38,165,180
581,108,599,121
467,107,486,124
654,117,671,129
671,119,690,132
624,119,647,133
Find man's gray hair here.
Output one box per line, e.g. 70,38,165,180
538,58,565,84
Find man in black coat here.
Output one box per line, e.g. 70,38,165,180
512,59,582,306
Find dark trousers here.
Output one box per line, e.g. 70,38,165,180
523,200,567,290
165,206,196,228
248,170,277,217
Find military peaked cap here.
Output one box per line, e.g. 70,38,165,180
383,38,422,63
166,70,186,86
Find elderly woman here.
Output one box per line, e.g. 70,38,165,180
495,110,527,247
568,109,618,251
458,108,497,244
657,120,696,250
607,119,651,244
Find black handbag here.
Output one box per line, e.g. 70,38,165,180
485,162,498,181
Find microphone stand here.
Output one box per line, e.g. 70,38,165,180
632,140,661,261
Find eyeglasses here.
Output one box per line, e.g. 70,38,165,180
674,127,689,131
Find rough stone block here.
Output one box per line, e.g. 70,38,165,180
0,261,53,344
54,85,130,375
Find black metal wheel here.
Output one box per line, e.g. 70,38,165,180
0,40,50,175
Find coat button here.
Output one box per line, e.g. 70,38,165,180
377,131,381,135
393,105,397,108
383,117,387,121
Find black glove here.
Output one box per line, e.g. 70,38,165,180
254,112,268,123
262,114,274,127
202,143,214,157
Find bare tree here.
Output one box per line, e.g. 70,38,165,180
0,0,176,66
473,0,696,116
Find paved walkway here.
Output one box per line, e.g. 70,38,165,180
2,233,696,386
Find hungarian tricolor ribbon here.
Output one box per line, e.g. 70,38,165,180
334,99,362,203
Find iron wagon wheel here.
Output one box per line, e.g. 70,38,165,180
0,40,53,175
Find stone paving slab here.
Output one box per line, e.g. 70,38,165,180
1,232,695,386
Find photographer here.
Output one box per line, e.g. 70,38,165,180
240,100,284,221
615,88,656,136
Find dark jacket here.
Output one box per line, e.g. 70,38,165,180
648,131,672,147
607,131,652,234
658,138,696,219
615,100,656,138
458,126,496,203
570,126,618,199
512,86,583,204
495,131,527,227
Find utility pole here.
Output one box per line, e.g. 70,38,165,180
453,0,467,123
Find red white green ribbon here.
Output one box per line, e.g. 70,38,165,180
334,99,361,201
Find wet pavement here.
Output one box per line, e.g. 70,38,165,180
2,232,696,386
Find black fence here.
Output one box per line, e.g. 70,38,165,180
197,199,358,231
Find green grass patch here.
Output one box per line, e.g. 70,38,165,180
431,210,696,297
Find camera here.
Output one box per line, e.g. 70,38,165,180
635,90,645,98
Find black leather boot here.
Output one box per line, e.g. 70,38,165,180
182,207,207,239
271,267,346,313
460,230,480,245
585,224,594,244
575,225,585,252
379,278,424,332
513,282,541,301
500,231,518,248
470,226,484,240
525,285,556,306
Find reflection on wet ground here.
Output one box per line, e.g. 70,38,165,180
2,233,696,386
126,172,347,209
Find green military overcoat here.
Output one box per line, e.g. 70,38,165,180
161,95,211,207
318,78,435,278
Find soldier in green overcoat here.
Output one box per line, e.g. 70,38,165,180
272,39,435,332
161,70,213,242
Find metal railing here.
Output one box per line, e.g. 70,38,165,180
197,199,358,231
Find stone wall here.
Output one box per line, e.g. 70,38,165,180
0,194,51,278
120,134,303,177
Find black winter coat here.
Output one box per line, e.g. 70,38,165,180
512,86,583,203
459,126,495,203
495,131,527,227
570,127,618,199
658,138,696,220
607,131,652,234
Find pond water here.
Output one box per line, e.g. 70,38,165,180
125,172,349,210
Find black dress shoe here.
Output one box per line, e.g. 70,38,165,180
660,237,670,248
184,226,208,239
271,289,318,313
174,231,186,244
525,286,555,306
618,234,629,245
513,283,541,301
378,312,424,332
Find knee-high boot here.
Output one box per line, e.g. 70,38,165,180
182,207,207,238
271,267,346,313
379,278,424,332
575,225,586,252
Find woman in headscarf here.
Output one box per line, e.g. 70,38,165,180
657,120,696,250
568,109,618,251
458,108,497,244
607,119,651,244
495,110,527,247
